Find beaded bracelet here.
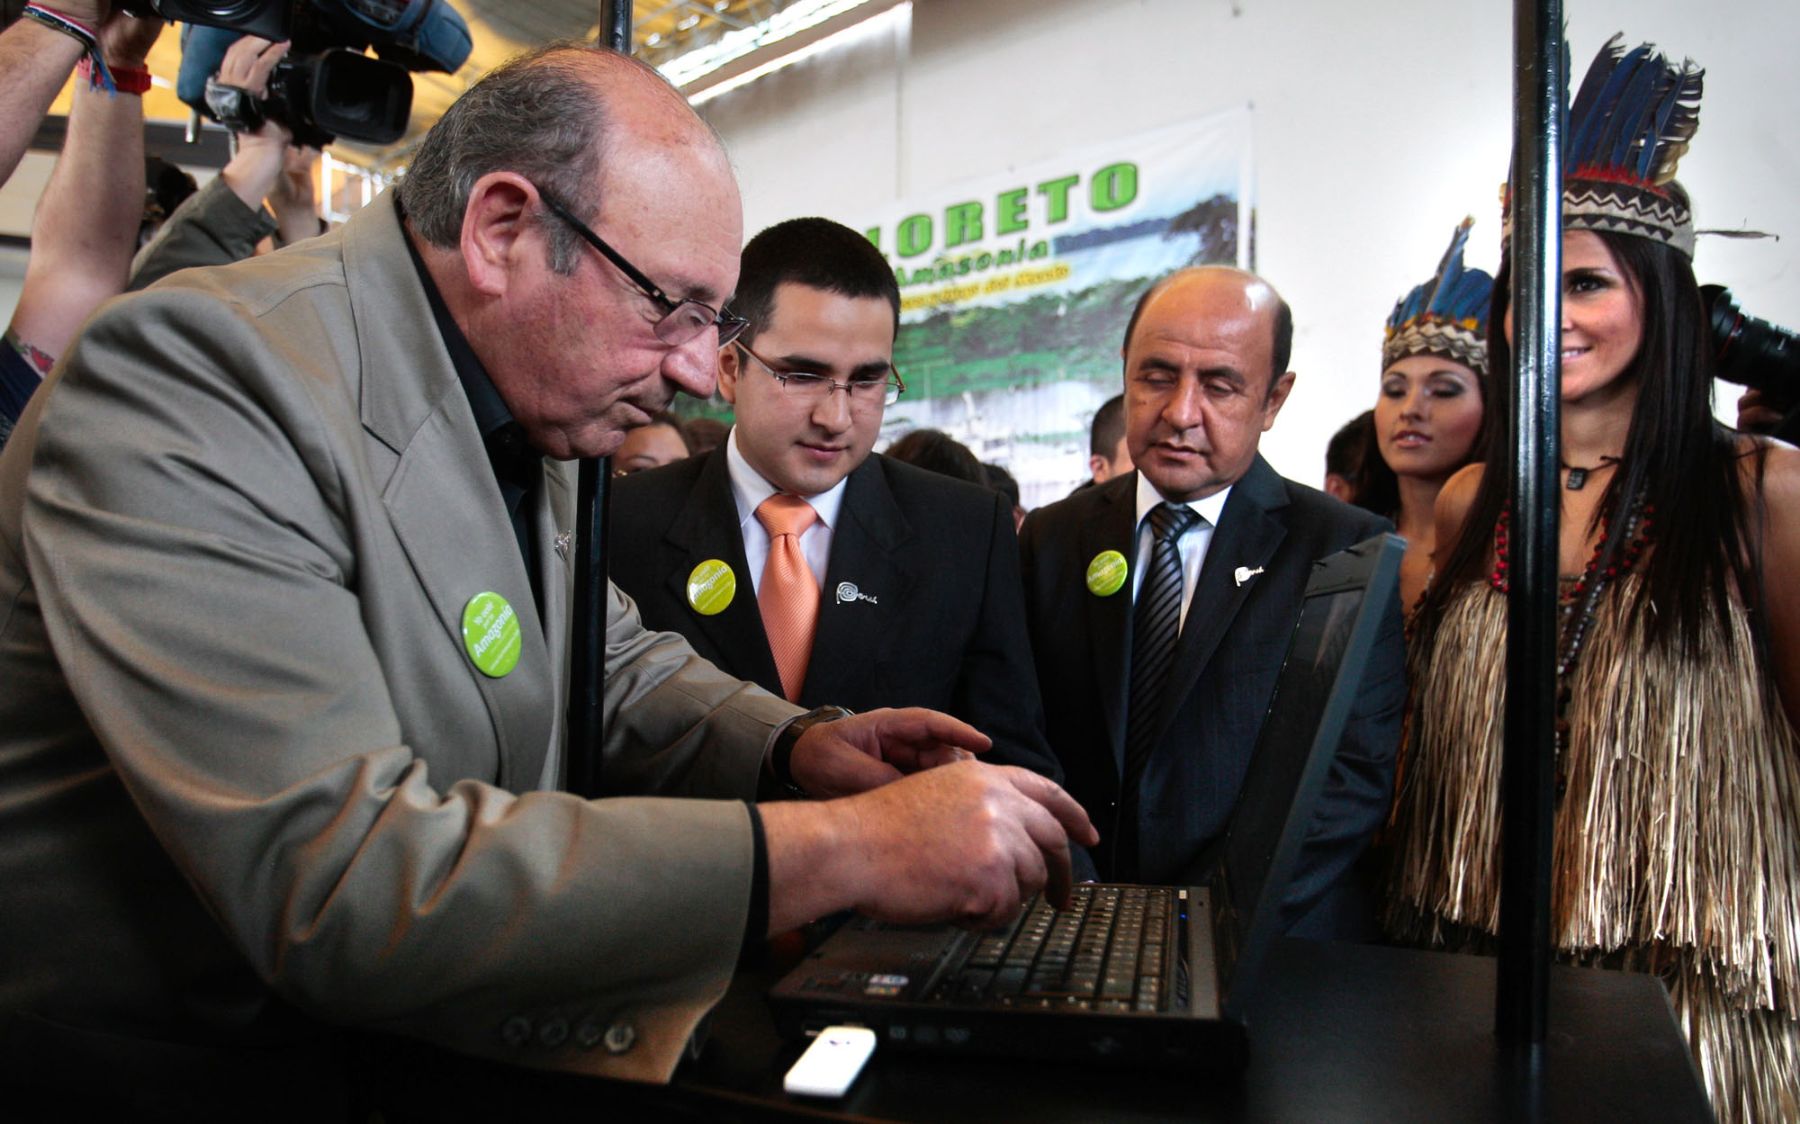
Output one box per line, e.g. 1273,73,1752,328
20,3,118,94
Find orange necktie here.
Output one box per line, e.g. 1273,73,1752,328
756,494,819,701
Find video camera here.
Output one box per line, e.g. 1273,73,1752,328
138,0,472,148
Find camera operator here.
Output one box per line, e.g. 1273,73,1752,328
1735,388,1798,443
130,34,324,292
2,2,161,449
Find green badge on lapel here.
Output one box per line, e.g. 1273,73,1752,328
1086,550,1128,597
461,592,522,678
687,559,736,616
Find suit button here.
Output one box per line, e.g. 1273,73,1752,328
537,1017,569,1048
500,1016,532,1047
575,1019,605,1049
603,1020,637,1055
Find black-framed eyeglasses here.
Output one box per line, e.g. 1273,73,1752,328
734,340,905,408
537,189,748,349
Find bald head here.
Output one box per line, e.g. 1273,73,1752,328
1123,266,1292,391
401,42,731,273
1120,266,1297,501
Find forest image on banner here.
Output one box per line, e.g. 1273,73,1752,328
682,107,1254,508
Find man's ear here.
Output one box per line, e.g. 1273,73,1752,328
459,172,538,297
1261,370,1298,431
717,344,742,405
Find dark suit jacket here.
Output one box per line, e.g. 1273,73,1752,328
611,448,1062,779
1018,457,1404,936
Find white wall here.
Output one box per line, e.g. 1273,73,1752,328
700,0,1800,493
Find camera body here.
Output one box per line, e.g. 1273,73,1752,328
167,0,471,147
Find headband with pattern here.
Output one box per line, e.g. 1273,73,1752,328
1383,218,1494,375
1503,34,1704,258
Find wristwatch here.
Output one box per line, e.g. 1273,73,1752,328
769,705,853,796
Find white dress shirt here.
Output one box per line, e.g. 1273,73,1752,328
725,427,849,595
1131,473,1232,632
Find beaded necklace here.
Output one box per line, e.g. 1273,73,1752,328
1487,492,1655,797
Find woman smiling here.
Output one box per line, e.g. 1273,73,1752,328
1386,36,1800,1123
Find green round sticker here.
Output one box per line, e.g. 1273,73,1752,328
1086,550,1129,597
461,592,522,678
687,559,736,616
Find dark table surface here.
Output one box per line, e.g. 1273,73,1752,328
370,937,1712,1123
676,937,1713,1123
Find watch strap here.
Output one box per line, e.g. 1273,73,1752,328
769,705,853,796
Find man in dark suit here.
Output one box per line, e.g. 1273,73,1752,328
1019,266,1403,935
612,217,1061,780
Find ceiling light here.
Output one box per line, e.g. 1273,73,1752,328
660,0,894,89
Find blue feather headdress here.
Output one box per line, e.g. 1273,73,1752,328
1505,34,1705,257
1383,218,1494,375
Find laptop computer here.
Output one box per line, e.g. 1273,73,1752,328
768,532,1403,1072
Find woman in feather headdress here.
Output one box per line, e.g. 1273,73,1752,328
1361,219,1493,612
1385,35,1800,1122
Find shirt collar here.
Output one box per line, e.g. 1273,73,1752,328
724,427,851,531
399,220,535,476
1134,471,1231,534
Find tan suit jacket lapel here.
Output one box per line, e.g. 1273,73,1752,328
348,192,558,792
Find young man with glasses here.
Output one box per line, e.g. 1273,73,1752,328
612,217,1065,784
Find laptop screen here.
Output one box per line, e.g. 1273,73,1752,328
1213,533,1402,1016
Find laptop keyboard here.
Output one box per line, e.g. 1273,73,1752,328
929,885,1179,1013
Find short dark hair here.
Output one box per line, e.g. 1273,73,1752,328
682,415,729,455
733,217,900,342
644,410,692,453
1089,394,1126,458
1121,270,1293,393
883,428,986,486
1326,409,1394,517
982,462,1020,507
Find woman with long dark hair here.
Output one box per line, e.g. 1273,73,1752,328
1365,219,1492,612
1386,36,1800,1122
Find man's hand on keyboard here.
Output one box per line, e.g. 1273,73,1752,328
762,759,1099,935
788,706,989,798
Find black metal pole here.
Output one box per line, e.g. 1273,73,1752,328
566,2,632,799
1496,0,1563,1046
599,0,632,55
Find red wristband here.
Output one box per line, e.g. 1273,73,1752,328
76,55,149,94
106,61,153,95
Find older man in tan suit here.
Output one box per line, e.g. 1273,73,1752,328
0,44,1093,1116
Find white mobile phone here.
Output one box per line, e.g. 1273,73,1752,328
782,1024,878,1098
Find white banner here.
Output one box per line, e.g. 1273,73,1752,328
867,107,1255,507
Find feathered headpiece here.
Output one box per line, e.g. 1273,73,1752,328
1383,218,1494,375
1505,34,1705,257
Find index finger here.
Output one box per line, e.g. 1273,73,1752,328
1002,778,1077,910
872,707,992,758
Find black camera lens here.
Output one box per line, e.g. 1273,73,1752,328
1703,284,1799,397
310,49,412,143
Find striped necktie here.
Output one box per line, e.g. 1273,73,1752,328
1117,501,1203,878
